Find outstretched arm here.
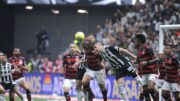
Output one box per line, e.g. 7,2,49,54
119,48,137,59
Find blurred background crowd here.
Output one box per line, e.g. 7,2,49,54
23,0,180,75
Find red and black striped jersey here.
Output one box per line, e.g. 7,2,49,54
158,59,166,79
63,53,81,79
164,53,179,83
85,51,103,71
9,56,26,80
137,45,158,75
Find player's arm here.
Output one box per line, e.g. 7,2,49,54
119,48,137,59
11,64,21,74
20,59,29,72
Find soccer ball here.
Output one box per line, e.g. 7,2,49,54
75,32,85,41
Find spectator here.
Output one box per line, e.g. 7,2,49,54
35,27,49,53
42,57,53,73
30,55,43,73
54,54,63,73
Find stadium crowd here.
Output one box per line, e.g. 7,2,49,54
26,0,180,74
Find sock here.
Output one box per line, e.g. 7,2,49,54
118,84,129,101
83,83,95,101
26,89,31,101
77,90,83,101
87,83,95,98
64,92,71,101
101,89,107,101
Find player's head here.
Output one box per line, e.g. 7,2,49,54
69,43,76,53
135,34,146,48
13,48,21,57
0,51,3,61
93,42,104,53
82,35,96,52
2,54,7,63
164,45,172,55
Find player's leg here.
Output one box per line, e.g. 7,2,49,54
141,75,151,101
76,80,83,101
19,78,31,101
76,68,85,101
162,81,172,101
172,83,180,101
147,74,159,101
82,69,94,101
173,91,180,101
13,78,27,101
0,84,6,101
0,84,6,94
116,78,129,101
130,71,144,101
156,79,165,101
9,84,15,101
63,79,73,101
95,69,107,101
162,90,172,101
14,87,26,100
115,70,129,101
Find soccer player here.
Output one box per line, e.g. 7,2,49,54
134,34,159,101
93,42,142,101
62,44,82,101
80,35,107,101
76,52,95,101
0,53,16,101
157,54,166,89
9,48,31,101
161,45,180,101
156,54,166,101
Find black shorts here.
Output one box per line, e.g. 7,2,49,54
76,68,86,80
115,68,137,80
0,83,15,91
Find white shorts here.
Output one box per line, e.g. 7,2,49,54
14,77,25,86
162,81,180,92
63,79,76,89
156,79,165,88
85,68,106,84
142,74,158,86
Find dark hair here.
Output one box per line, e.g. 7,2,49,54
135,34,146,44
